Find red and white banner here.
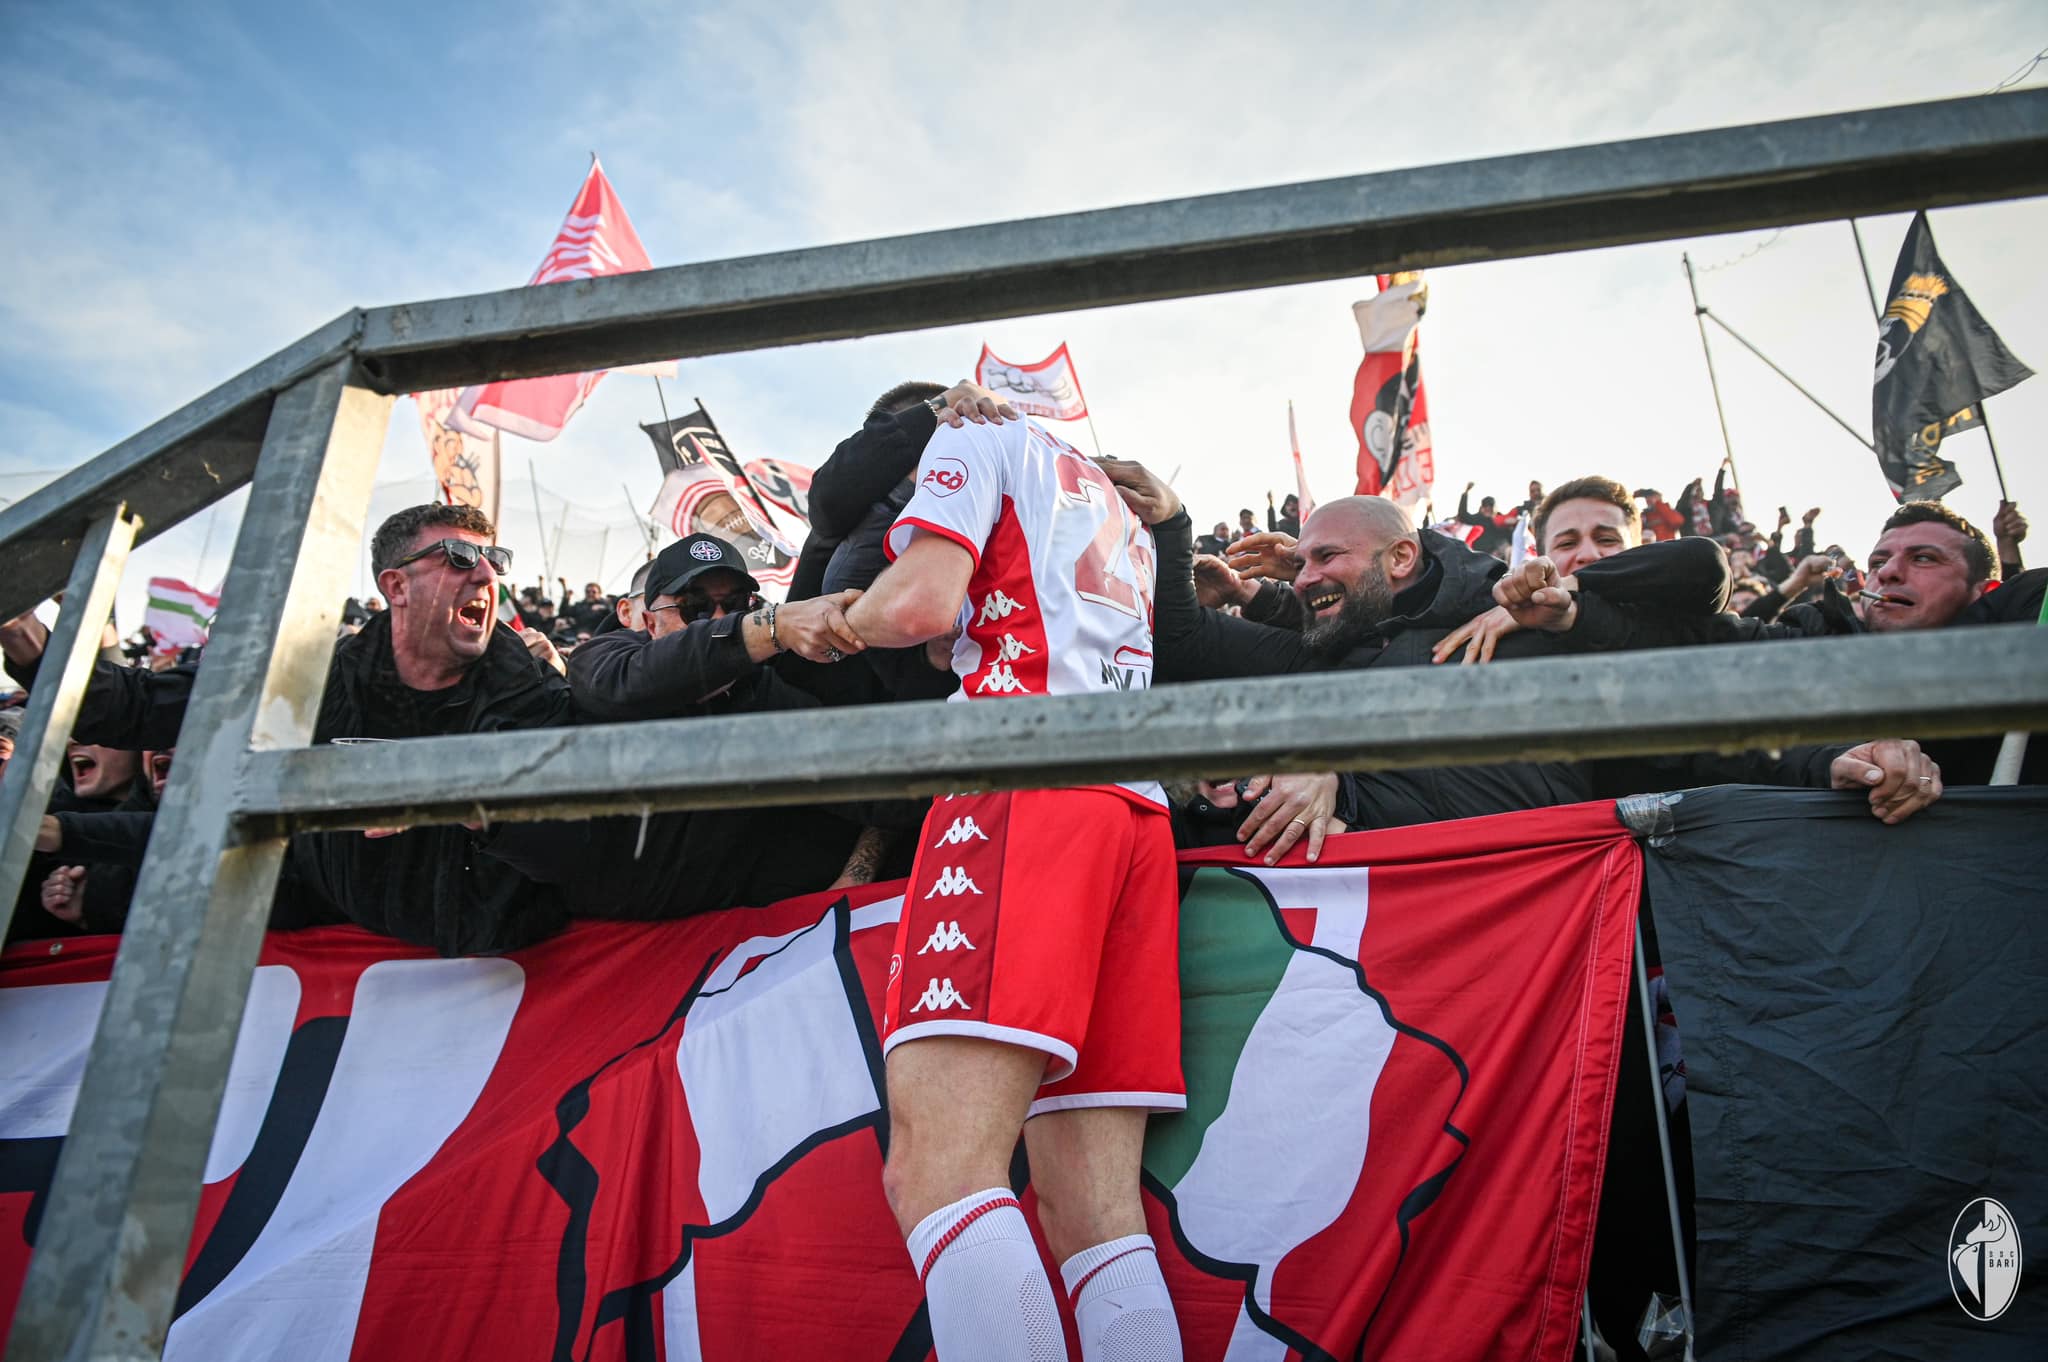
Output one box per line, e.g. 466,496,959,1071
741,457,814,530
142,578,219,656
1350,273,1435,507
648,464,798,592
1,803,1637,1361
413,388,501,526
450,159,673,444
974,342,1090,421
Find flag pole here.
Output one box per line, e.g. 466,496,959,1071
528,458,556,587
1698,308,1874,452
1083,412,1107,460
1852,219,2011,499
1682,253,1742,491
623,482,658,555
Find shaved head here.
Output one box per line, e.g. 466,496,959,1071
1302,496,1417,553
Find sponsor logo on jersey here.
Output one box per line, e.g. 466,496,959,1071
921,457,969,498
909,976,972,1013
976,664,1028,695
978,590,1025,624
924,867,984,898
916,921,977,954
933,816,990,848
1100,644,1153,691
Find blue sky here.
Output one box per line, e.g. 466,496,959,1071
2,0,2043,619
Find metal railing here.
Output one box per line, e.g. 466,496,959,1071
2,88,2046,1361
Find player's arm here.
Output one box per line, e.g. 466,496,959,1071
843,534,976,648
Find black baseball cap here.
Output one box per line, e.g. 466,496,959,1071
645,534,760,600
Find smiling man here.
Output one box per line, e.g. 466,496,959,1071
1862,501,2002,632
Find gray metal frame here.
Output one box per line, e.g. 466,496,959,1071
3,91,2046,1360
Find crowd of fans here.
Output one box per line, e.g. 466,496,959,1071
1,374,2039,1362
0,378,2038,951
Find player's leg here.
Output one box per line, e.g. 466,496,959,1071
884,1036,1065,1362
1023,805,1185,1361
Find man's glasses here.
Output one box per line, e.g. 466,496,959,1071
394,539,513,575
647,590,762,624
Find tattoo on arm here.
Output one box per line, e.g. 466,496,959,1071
831,826,892,889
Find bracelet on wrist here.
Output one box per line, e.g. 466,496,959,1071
767,602,782,652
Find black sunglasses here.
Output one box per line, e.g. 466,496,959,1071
394,538,513,575
647,589,762,624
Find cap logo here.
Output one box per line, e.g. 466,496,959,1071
689,541,723,561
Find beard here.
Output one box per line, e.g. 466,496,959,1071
1300,558,1395,659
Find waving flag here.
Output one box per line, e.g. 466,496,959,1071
143,578,219,655
413,388,501,525
450,159,674,444
742,457,814,527
1350,274,1435,506
643,404,800,591
974,342,1090,421
1869,212,2033,500
1286,400,1317,521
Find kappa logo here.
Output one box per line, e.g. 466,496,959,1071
992,633,1037,663
1950,1197,2023,1321
978,590,1025,624
922,457,969,498
917,921,977,954
976,664,1027,695
909,977,971,1013
924,867,983,898
688,540,723,562
933,815,990,848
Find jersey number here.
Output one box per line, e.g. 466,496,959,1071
1055,455,1153,623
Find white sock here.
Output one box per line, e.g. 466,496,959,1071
907,1188,1067,1362
1059,1235,1181,1362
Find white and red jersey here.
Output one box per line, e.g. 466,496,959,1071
886,418,1163,808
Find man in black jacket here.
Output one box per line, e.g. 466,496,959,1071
292,503,577,956
1104,465,1731,857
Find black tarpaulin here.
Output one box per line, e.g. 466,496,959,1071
1637,784,2046,1359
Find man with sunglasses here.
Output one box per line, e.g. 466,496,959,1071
568,532,863,723
291,504,579,956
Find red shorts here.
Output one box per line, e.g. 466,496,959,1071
882,788,1185,1116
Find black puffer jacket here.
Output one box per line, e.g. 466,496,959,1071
291,613,575,956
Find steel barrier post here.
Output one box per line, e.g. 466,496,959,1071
0,506,139,942
4,360,389,1362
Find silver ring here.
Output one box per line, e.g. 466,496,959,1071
1917,775,1932,783
1287,817,1308,827
825,647,844,662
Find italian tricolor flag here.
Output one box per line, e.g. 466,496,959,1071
143,577,219,654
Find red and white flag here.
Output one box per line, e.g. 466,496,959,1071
648,464,799,593
451,158,673,444
413,388,502,526
974,342,1089,421
742,456,815,529
1287,400,1317,521
143,578,219,655
1349,273,1435,507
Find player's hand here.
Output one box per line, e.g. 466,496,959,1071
1224,532,1301,583
1831,739,1942,825
1094,458,1183,525
933,381,1017,427
41,865,86,925
1494,556,1577,632
520,627,566,676
776,590,867,663
1433,605,1521,665
1192,554,1258,610
1237,772,1343,865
